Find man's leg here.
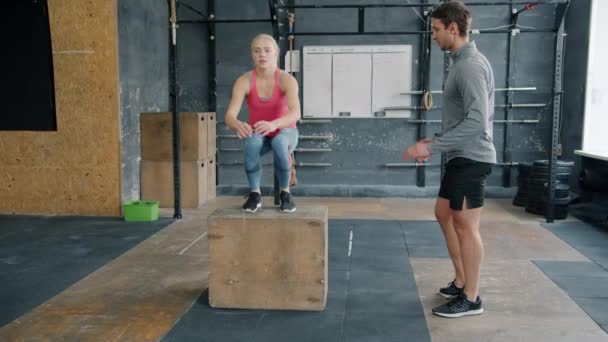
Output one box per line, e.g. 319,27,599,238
435,198,466,290
433,159,490,317
452,198,484,302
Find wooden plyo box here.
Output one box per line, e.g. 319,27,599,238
140,158,214,208
140,112,216,161
207,206,328,311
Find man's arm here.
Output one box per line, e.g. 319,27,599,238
428,65,489,154
253,73,301,135
225,75,252,139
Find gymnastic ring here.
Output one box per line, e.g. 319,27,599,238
423,91,433,111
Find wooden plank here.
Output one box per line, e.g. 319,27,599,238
204,112,216,158
207,206,328,311
207,155,216,200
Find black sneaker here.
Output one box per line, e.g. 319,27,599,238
438,280,464,299
432,293,483,318
279,191,296,213
242,192,262,213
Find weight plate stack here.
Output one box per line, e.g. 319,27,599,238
524,160,574,220
513,162,532,207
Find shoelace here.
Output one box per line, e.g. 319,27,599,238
447,295,469,312
244,192,258,199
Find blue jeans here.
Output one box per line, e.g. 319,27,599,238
243,128,298,191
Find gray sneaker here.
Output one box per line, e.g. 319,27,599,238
279,191,296,213
438,280,464,299
242,192,262,213
433,293,483,318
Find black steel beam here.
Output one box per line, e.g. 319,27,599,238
269,0,279,40
178,19,273,24
440,47,450,181
208,0,216,112
169,0,182,219
358,7,365,33
416,1,430,188
289,28,555,36
502,1,518,188
277,1,567,9
546,2,569,223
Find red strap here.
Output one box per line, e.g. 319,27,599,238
524,2,540,11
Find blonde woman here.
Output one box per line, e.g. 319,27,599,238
224,34,300,213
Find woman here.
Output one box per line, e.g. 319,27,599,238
224,34,300,213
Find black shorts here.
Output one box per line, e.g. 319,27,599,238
438,157,493,210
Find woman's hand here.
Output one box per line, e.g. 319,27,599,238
253,120,278,136
236,121,253,139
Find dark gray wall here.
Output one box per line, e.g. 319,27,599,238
165,0,585,197
117,0,170,201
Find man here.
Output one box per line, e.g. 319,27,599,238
403,1,496,318
224,34,300,213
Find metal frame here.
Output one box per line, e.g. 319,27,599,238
279,0,568,203
167,0,570,211
278,1,565,36
277,1,566,9
168,1,278,213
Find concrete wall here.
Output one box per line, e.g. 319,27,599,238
117,0,170,202
1,0,592,215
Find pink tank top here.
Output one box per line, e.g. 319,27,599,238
247,68,296,137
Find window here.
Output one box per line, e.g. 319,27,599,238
577,0,608,160
0,0,57,131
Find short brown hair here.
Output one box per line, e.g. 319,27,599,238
431,1,472,37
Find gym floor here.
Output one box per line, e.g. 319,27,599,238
1,198,607,341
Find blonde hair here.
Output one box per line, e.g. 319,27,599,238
250,34,280,55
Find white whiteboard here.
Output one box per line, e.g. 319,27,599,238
302,47,332,117
372,46,412,118
332,51,372,117
302,45,413,118
580,0,608,158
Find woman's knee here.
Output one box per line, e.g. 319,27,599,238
243,135,263,171
270,134,289,151
244,134,264,151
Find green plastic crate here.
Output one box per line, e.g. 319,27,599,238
123,200,159,222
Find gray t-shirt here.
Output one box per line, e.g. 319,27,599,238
428,41,497,164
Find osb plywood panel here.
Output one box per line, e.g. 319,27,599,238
0,0,121,215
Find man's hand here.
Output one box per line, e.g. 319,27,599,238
253,120,278,136
402,138,432,162
236,121,253,139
